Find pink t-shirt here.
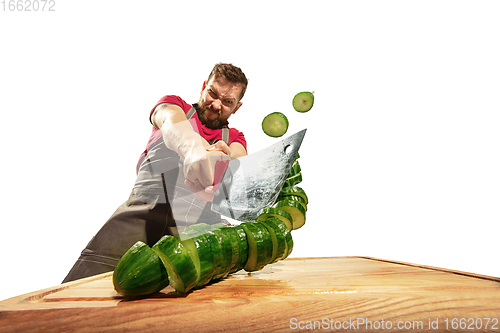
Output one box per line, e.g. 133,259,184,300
136,95,247,173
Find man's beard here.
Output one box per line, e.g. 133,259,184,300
195,103,229,130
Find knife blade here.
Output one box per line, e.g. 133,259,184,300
211,129,306,222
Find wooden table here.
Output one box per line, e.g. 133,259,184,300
1,257,499,332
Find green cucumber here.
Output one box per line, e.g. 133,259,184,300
113,241,169,297
209,222,228,230
240,222,273,272
288,160,301,178
259,218,287,264
292,91,314,112
279,186,308,204
212,228,233,280
283,172,302,187
202,230,225,281
282,225,294,259
256,207,293,231
152,235,198,294
262,112,289,137
275,199,306,230
179,233,214,288
279,195,307,212
222,226,242,274
183,222,226,236
232,225,249,272
261,217,294,259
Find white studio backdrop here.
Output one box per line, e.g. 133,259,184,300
1,1,499,301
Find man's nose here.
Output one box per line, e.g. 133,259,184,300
212,99,222,110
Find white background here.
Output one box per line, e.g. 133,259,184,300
1,1,499,301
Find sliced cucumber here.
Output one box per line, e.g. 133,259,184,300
113,241,169,297
232,225,249,272
204,231,225,281
152,235,198,294
292,91,314,112
288,160,301,178
283,172,302,188
259,218,287,264
262,112,289,137
261,217,293,259
212,228,233,279
182,222,226,238
275,199,306,230
240,222,273,272
222,226,241,274
280,185,308,204
279,195,307,212
256,207,293,231
282,226,294,259
179,232,214,288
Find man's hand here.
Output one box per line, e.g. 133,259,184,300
151,104,246,202
208,140,247,159
184,146,232,202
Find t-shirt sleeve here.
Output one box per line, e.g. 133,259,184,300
149,95,192,125
229,129,247,151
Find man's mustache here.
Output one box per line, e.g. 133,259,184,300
206,106,222,116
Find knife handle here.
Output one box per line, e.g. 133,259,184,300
213,160,229,193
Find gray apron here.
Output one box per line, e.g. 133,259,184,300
62,106,229,283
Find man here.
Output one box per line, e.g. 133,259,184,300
62,63,248,283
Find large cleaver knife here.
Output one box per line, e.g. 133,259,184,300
211,129,306,222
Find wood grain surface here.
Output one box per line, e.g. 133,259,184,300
1,257,499,332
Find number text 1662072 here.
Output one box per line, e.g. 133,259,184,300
2,0,55,11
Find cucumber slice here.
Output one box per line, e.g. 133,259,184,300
193,234,215,287
275,199,307,230
222,226,241,274
232,225,249,272
212,228,233,279
256,207,293,231
259,218,287,264
262,112,289,137
113,241,169,297
179,233,214,288
209,222,228,230
292,91,314,112
152,235,198,294
261,217,293,260
279,195,307,212
279,185,308,204
288,160,301,178
283,226,294,259
283,172,302,188
240,222,273,272
203,231,225,281
183,222,226,237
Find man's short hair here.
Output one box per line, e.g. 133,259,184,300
207,63,248,101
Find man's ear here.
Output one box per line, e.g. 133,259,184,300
201,81,207,94
232,102,243,114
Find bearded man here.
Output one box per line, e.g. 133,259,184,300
63,63,248,282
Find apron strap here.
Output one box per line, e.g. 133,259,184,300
221,127,229,145
186,106,197,120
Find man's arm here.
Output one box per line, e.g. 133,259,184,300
151,104,214,190
151,104,210,160
229,142,247,159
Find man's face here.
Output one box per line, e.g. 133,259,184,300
197,75,243,129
